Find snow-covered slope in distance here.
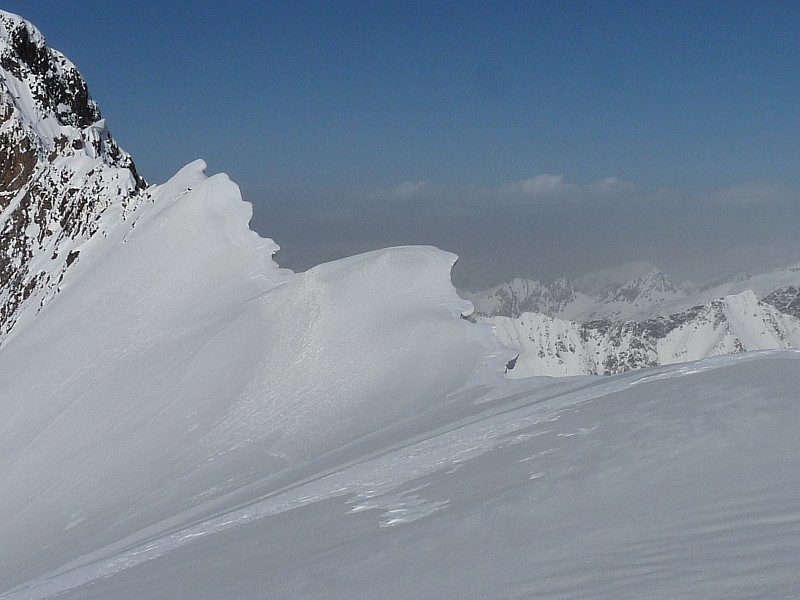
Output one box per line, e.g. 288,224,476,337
489,290,800,377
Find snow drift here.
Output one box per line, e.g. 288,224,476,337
0,156,498,590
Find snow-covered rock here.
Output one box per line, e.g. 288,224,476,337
0,10,145,343
488,290,800,377
468,265,689,323
762,285,800,319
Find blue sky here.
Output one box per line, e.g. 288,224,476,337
4,1,800,285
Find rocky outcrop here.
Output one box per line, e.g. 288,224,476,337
0,11,146,342
762,286,800,320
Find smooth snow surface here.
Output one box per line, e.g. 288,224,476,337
3,348,800,599
0,162,498,597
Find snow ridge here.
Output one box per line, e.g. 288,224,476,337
0,14,502,591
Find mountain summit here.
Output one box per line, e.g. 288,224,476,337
0,10,145,342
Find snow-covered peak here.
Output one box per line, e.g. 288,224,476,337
572,259,658,290
466,276,583,319
0,10,142,173
605,268,678,302
0,10,147,343
0,10,98,133
468,264,686,322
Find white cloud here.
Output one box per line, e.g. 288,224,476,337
502,174,570,197
501,174,637,200
591,177,638,194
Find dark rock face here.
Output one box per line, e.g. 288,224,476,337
0,111,36,204
0,16,99,128
0,11,147,342
763,287,800,320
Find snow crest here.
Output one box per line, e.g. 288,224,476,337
0,161,497,590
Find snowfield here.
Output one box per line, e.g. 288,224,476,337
3,344,800,598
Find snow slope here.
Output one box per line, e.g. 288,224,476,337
0,157,500,593
3,351,800,599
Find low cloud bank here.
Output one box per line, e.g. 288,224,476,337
249,175,800,290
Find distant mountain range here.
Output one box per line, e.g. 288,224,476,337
466,261,800,376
